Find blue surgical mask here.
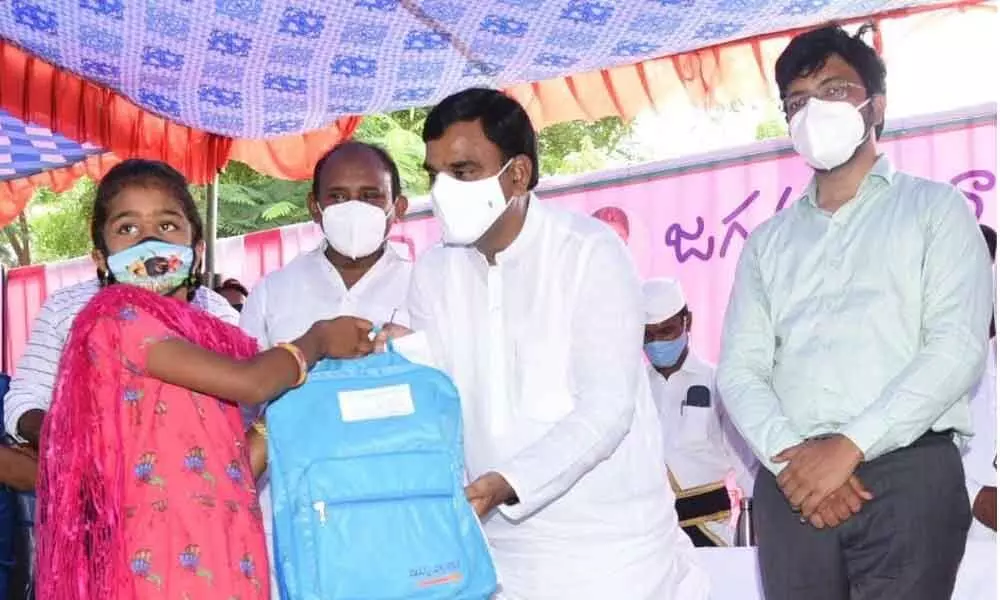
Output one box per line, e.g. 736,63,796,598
644,331,688,368
106,238,195,296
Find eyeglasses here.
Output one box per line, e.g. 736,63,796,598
783,80,867,116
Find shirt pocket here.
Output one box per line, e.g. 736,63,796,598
514,340,575,424
677,405,717,447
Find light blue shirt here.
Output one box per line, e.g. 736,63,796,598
718,156,992,474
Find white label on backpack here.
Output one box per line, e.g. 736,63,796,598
339,384,415,422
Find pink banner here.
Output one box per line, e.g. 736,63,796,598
3,111,995,371
390,117,996,363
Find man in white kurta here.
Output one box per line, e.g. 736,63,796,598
642,278,757,546
240,141,412,598
408,87,706,600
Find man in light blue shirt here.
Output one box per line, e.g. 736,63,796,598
718,25,992,600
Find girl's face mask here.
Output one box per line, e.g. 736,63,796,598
106,238,195,296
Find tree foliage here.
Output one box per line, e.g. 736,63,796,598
1,109,636,266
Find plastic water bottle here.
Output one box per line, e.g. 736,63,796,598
735,497,755,547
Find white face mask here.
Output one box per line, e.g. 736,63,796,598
321,200,391,260
431,160,513,245
789,97,872,171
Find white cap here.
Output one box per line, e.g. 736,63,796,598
642,278,686,325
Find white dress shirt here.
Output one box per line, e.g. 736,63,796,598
718,156,993,474
3,279,238,442
240,243,412,600
240,243,412,347
409,198,707,600
648,352,758,545
964,338,996,542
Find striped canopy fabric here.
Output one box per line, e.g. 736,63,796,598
0,0,960,139
0,108,103,182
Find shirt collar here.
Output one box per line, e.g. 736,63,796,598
312,241,403,284
493,194,543,265
679,350,710,375
800,154,895,209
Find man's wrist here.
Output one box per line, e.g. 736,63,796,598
489,471,519,506
836,434,864,463
17,409,45,447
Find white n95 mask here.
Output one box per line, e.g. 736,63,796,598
321,200,391,260
790,97,872,171
431,160,513,245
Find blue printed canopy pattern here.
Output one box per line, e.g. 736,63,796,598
0,0,947,139
0,108,103,182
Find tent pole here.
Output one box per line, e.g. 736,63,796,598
205,173,219,285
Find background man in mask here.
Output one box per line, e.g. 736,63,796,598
401,87,707,600
214,277,249,312
240,140,411,598
717,25,991,600
642,277,756,547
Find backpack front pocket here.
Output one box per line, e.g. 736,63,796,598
293,450,475,600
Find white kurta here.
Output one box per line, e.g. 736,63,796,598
964,339,996,542
240,243,412,599
648,353,758,546
409,198,707,600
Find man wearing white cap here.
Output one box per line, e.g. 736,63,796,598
643,277,757,547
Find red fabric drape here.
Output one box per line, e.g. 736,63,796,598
0,0,990,226
505,0,990,128
228,117,363,181
0,39,232,221
0,39,361,226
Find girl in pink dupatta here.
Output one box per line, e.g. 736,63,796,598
36,160,377,600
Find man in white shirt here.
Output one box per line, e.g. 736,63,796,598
214,277,249,312
3,279,237,447
406,88,707,600
240,141,412,598
717,26,991,600
642,277,757,547
964,224,996,540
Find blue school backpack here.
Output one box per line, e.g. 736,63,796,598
267,349,498,600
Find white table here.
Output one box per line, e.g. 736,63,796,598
698,541,996,599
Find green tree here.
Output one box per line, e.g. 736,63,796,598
1,213,32,267
354,111,431,195
26,178,96,264
537,117,634,175
0,109,639,265
199,163,312,237
755,109,788,141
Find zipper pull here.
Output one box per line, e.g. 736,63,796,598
313,500,327,524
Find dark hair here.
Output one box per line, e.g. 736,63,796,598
981,224,997,262
312,141,402,200
423,87,539,190
776,24,887,137
91,158,204,298
215,277,249,297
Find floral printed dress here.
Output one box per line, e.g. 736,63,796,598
86,305,270,599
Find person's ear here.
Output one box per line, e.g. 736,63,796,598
510,155,532,197
686,313,694,333
91,248,108,273
307,192,322,225
872,94,887,135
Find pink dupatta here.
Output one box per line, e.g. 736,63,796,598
35,284,259,599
